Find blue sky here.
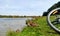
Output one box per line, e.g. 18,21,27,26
0,0,60,16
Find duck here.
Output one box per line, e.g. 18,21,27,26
16,29,20,32
27,21,38,27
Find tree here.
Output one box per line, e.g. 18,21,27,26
43,12,48,16
48,1,60,12
43,1,60,16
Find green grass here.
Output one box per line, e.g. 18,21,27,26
6,16,60,36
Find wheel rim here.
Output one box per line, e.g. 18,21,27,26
47,8,60,32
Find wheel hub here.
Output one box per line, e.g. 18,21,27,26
58,18,60,22
56,15,60,23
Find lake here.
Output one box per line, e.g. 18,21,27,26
0,18,32,36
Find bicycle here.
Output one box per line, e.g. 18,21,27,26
47,8,60,33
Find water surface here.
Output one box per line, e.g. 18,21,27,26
0,18,32,36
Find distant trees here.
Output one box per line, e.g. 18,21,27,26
43,1,60,16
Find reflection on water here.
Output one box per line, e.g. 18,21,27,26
0,18,32,36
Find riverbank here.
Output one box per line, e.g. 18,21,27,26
7,16,60,36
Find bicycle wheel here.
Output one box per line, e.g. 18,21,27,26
47,8,60,33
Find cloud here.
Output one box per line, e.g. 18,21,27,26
0,0,60,16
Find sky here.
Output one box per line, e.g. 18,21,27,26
0,0,60,16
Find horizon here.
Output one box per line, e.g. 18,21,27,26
0,14,42,16
0,0,60,16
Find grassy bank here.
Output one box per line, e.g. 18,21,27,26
7,16,60,36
